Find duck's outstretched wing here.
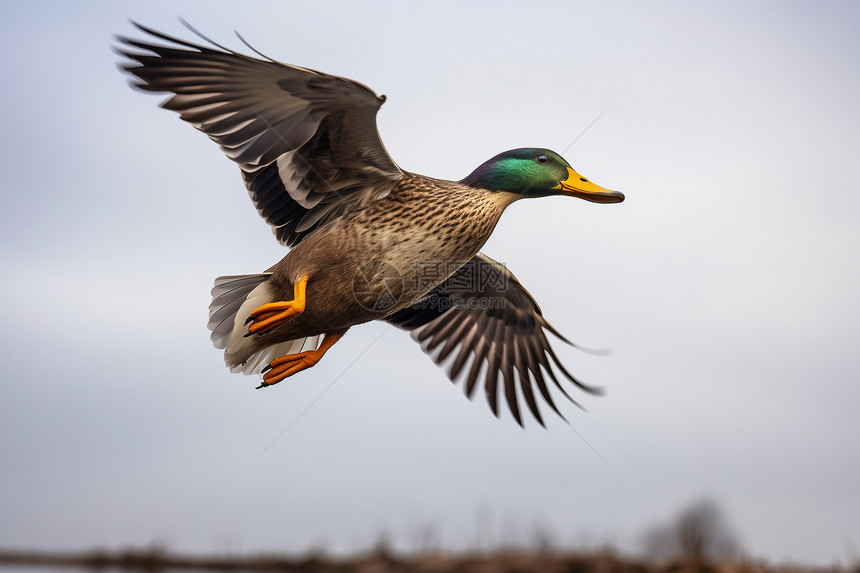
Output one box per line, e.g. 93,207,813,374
116,22,403,247
385,253,603,427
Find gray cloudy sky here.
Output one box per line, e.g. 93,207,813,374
1,0,858,567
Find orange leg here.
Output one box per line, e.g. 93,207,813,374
256,332,345,388
244,275,308,336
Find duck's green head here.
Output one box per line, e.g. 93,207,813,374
461,148,624,204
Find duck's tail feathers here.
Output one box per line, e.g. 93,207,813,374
208,274,273,350
207,274,319,375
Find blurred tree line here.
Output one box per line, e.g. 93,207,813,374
641,498,742,562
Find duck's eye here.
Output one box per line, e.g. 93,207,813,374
537,154,548,164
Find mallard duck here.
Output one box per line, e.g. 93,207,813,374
116,23,624,426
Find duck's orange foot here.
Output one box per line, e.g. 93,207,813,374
244,276,308,336
256,332,344,388
256,351,319,387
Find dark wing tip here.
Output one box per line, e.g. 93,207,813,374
543,319,615,356
118,19,222,56
234,30,277,63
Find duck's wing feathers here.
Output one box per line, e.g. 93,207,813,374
116,22,403,247
385,253,603,427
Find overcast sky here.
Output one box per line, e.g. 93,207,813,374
1,0,858,567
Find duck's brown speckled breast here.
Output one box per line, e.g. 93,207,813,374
265,174,518,339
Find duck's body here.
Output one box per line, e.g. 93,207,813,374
117,23,625,426
222,173,516,369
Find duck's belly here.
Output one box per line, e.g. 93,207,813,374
265,185,514,340
354,221,491,310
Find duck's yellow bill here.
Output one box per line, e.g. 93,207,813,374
554,167,624,204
